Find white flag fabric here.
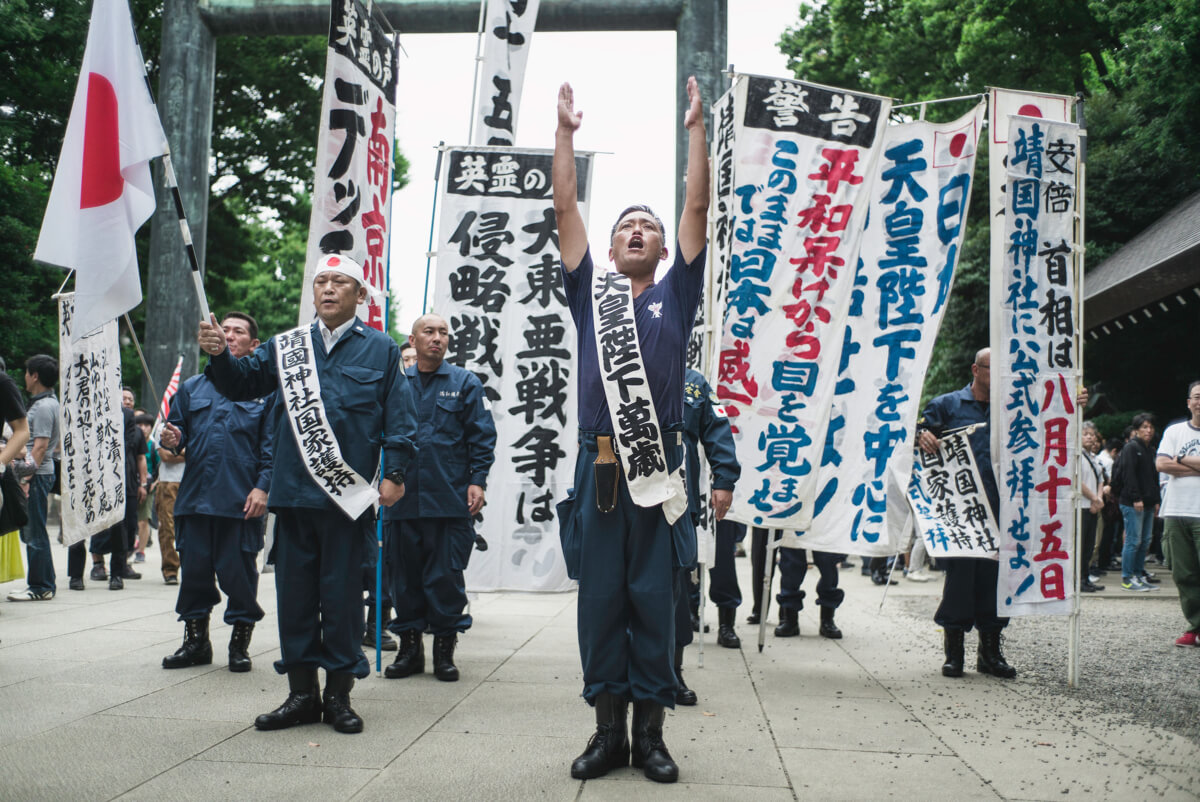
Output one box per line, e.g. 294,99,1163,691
473,0,541,146
711,74,890,531
58,294,126,544
782,103,986,556
34,0,166,341
301,0,398,330
434,147,591,592
908,432,1001,559
995,115,1082,617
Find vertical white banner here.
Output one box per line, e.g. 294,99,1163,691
783,103,985,556
434,146,592,592
987,88,1071,464
301,0,399,330
57,293,125,545
908,432,1001,559
996,116,1081,617
714,74,890,531
473,0,541,146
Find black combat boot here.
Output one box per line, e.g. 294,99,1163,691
162,617,213,669
322,672,364,733
774,606,800,638
976,630,1017,678
570,694,630,779
818,606,842,639
384,629,425,678
228,621,254,672
433,633,459,682
631,700,678,783
942,629,965,677
364,604,397,651
674,646,697,706
717,607,741,649
254,668,322,730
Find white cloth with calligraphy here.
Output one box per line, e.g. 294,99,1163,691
907,430,1000,559
57,293,125,544
274,325,378,520
590,269,687,525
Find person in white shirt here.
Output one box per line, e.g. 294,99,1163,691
1155,381,1200,647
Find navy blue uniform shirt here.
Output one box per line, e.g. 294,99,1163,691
206,318,417,513
168,374,273,520
918,383,998,518
563,244,706,434
682,368,740,513
383,360,496,520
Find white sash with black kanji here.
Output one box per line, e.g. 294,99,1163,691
274,325,377,519
591,269,687,525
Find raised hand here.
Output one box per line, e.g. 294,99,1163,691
198,313,227,356
683,75,704,131
557,82,583,132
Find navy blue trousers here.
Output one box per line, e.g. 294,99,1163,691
934,557,1009,633
272,507,370,678
777,548,844,610
385,517,473,635
560,435,688,709
174,514,264,624
363,524,392,610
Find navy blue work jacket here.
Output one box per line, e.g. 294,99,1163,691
169,374,273,520
917,383,998,518
682,369,740,515
206,318,417,513
383,360,496,520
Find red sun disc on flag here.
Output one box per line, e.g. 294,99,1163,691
949,133,967,158
1017,103,1044,117
80,73,124,209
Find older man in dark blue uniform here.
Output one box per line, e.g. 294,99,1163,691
159,312,273,673
553,77,709,784
383,313,496,683
673,368,740,706
197,254,417,734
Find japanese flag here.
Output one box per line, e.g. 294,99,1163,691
34,0,166,340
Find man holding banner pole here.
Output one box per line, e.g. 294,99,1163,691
553,76,709,785
198,254,417,735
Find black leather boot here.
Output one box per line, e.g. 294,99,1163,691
942,629,965,677
228,622,254,672
774,606,800,638
433,633,459,682
254,668,322,730
717,607,741,649
631,700,678,783
162,617,213,669
818,606,842,639
977,630,1017,678
384,629,425,678
674,646,697,706
570,694,630,779
364,604,397,651
323,672,363,733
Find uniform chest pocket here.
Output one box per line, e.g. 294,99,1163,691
434,397,463,433
342,366,383,410
234,400,265,419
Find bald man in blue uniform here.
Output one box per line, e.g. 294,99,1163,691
160,312,274,673
197,256,417,734
383,313,496,683
553,77,709,784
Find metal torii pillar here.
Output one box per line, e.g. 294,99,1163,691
144,0,727,397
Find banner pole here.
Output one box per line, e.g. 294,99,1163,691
122,313,159,405
1068,94,1088,689
421,142,446,315
696,567,706,668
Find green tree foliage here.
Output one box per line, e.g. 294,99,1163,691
0,0,409,390
778,0,1200,411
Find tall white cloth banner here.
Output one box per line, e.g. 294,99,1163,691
995,115,1082,617
713,74,890,531
57,293,125,544
301,0,398,330
783,103,985,556
434,147,592,592
473,0,540,146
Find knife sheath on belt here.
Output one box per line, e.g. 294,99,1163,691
594,435,619,513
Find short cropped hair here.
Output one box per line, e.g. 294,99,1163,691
223,311,259,342
609,204,666,244
1131,412,1155,430
25,354,58,388
134,413,155,427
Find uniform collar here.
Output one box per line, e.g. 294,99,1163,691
407,359,452,379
